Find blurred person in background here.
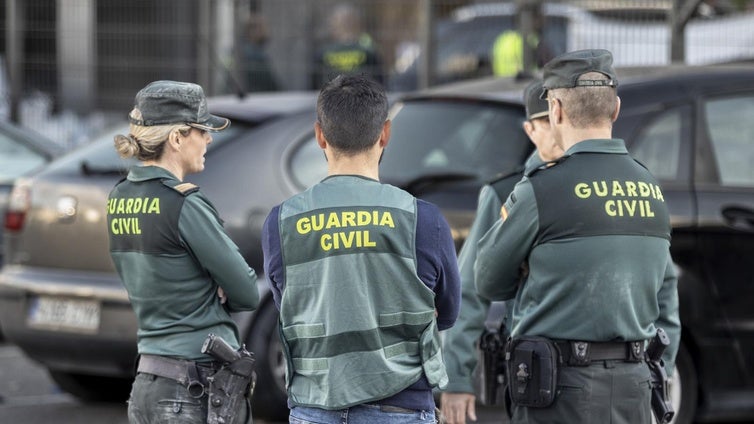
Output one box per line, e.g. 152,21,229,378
107,80,259,424
311,3,384,88
492,4,554,78
241,13,279,93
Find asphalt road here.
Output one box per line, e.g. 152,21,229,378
0,341,508,424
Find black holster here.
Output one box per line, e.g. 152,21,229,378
201,333,256,424
478,326,507,405
505,336,559,408
206,354,256,424
646,328,675,424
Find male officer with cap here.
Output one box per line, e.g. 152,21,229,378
440,79,562,424
474,50,680,423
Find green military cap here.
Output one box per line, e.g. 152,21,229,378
130,80,230,131
524,79,549,120
540,49,617,99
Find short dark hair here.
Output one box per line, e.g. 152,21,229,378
551,72,617,129
316,75,388,154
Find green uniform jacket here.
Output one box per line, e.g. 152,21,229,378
475,140,680,373
441,175,517,394
108,166,258,361
442,154,543,394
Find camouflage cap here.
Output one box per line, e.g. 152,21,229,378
129,80,230,131
540,49,617,99
524,79,549,120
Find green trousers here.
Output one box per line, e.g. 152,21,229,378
511,361,652,424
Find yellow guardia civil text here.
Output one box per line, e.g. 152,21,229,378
574,180,665,218
107,197,161,235
295,210,395,251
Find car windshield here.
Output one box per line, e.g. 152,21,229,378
0,132,49,181
381,99,531,185
288,99,531,190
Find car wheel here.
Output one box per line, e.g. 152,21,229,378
246,301,289,421
665,343,697,424
49,370,131,402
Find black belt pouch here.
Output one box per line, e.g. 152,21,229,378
505,336,559,408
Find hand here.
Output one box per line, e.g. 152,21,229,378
217,287,227,304
440,392,477,424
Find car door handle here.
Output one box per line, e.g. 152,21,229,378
721,206,754,231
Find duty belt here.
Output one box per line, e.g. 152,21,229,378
554,340,645,366
137,354,220,397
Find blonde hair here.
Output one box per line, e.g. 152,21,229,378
113,108,192,161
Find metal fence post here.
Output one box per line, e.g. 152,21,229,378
6,0,24,123
516,0,542,77
670,0,703,63
198,0,213,93
417,0,434,89
57,0,95,116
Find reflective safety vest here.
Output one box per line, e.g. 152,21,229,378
492,30,539,77
278,175,448,409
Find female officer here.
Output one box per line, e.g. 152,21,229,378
108,80,259,424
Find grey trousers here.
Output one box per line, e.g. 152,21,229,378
511,360,652,424
127,372,251,424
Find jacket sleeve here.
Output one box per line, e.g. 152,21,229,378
178,192,259,312
475,179,539,301
656,251,680,376
442,185,500,394
261,205,284,310
416,200,461,331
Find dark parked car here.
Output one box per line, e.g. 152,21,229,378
3,65,754,423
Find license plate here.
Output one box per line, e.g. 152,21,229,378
27,296,101,334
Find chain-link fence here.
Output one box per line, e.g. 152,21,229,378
1,0,754,148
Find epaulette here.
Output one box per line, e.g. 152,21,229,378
488,166,524,204
162,180,200,196
524,155,571,178
632,157,650,171
485,165,524,186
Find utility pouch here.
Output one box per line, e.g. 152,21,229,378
505,336,559,408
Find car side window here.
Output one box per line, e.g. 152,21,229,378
289,137,328,189
628,107,684,181
705,95,754,187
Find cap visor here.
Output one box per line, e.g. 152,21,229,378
188,114,230,132
528,110,549,120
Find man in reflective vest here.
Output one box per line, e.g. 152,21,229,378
262,75,461,423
